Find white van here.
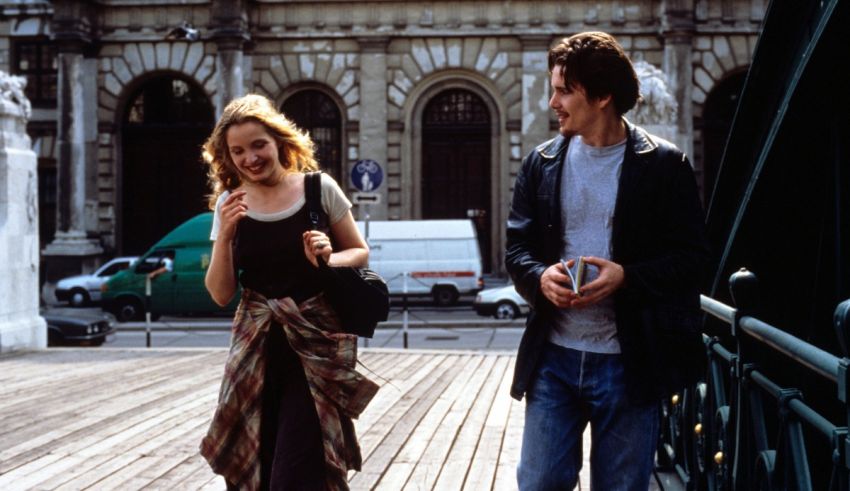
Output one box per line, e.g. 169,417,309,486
356,220,484,305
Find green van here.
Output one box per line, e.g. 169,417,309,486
101,213,240,321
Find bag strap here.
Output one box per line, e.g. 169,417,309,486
305,171,333,270
304,171,327,231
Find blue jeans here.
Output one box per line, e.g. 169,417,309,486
517,343,659,491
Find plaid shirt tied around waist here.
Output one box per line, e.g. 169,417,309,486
200,290,379,490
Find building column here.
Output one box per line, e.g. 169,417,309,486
0,72,47,351
43,1,102,281
520,35,552,157
211,0,249,115
215,41,245,112
357,37,389,220
662,0,696,159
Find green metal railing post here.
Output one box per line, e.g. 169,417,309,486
833,300,850,488
729,268,759,489
776,388,812,491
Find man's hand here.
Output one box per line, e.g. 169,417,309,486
571,256,624,308
541,260,579,308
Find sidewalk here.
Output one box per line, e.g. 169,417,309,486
0,348,680,490
0,348,520,490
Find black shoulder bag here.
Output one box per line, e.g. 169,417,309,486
305,171,389,338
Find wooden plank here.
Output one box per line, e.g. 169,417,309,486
144,455,200,490
112,453,201,491
0,351,220,431
197,475,228,491
434,356,510,489
355,354,448,457
0,371,215,467
52,454,141,491
0,368,220,474
402,355,500,491
29,398,214,490
0,352,218,412
357,352,424,400
0,349,543,491
86,455,171,491
0,350,124,387
350,354,470,489
0,350,214,407
19,396,215,489
464,355,516,490
493,359,524,491
357,351,404,377
373,355,484,490
170,453,220,489
0,452,65,489
0,352,221,443
74,391,217,458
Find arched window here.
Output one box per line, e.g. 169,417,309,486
121,76,213,253
421,89,492,271
281,90,343,180
125,77,212,126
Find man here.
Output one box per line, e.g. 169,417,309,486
505,31,709,490
147,252,174,281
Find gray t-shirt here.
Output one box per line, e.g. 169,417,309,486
549,135,625,354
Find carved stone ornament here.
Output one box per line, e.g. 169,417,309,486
0,72,32,119
629,60,677,126
27,169,37,233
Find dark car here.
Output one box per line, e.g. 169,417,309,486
43,310,116,346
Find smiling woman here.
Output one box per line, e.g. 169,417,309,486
198,94,377,490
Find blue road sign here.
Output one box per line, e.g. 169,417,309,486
352,159,383,192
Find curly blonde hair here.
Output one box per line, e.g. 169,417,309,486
202,94,318,209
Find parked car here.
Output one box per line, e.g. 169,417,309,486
55,256,138,307
473,284,530,319
43,310,116,346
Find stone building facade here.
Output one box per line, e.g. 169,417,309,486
0,0,763,276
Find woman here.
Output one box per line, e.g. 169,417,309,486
199,94,378,490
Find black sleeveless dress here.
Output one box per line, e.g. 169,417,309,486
231,205,332,490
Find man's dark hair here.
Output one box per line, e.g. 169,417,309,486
548,32,640,116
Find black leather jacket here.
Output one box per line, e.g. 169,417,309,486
505,120,710,403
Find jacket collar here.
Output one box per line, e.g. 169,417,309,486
534,134,569,161
624,118,658,156
534,118,657,160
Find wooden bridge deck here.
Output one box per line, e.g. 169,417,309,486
0,348,526,490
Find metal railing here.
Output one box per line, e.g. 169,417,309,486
658,268,850,490
132,270,520,349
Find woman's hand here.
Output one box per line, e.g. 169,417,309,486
218,191,248,242
303,230,333,267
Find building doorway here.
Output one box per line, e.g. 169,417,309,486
281,89,343,181
421,89,492,271
121,76,214,254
